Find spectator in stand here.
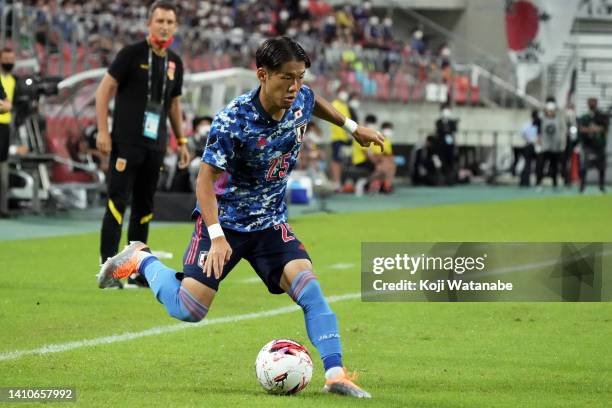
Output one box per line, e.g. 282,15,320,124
437,43,452,84
381,16,394,47
410,29,425,55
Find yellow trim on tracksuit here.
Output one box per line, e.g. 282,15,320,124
108,199,123,225
140,213,153,224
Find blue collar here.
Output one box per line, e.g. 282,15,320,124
252,87,277,124
252,87,295,124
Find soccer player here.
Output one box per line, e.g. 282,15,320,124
97,37,384,398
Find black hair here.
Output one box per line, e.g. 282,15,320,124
365,113,378,124
192,115,213,129
381,121,393,129
255,37,311,72
148,0,178,21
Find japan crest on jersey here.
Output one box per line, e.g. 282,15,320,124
295,122,307,143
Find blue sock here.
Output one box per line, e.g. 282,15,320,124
288,270,343,371
139,257,208,323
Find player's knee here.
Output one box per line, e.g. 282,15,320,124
289,271,332,314
172,287,209,323
172,309,207,323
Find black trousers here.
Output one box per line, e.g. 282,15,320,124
100,143,165,262
536,151,561,187
579,149,606,192
519,144,535,187
0,123,10,215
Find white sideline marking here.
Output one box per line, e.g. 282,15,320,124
329,263,355,270
0,293,360,363
239,277,263,284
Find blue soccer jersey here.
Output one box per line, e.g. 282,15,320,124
196,85,315,231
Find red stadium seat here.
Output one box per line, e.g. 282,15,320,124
453,75,469,105
470,84,480,105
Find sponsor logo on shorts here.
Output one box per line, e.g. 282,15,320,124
197,251,209,269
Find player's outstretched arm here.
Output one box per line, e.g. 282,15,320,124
196,163,233,279
313,94,385,151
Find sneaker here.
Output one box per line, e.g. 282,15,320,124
323,368,371,398
97,241,148,289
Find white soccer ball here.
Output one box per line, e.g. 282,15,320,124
255,339,313,395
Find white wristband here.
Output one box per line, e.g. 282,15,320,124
342,118,359,135
207,223,225,239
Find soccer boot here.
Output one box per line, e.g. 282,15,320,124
323,368,371,398
97,241,148,288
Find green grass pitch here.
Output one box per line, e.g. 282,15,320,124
0,195,610,407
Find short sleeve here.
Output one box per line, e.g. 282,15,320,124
107,46,133,84
202,115,235,171
171,57,183,98
302,85,315,111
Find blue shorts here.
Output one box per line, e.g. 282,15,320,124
182,216,311,294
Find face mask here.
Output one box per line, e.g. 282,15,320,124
545,102,556,111
287,27,298,37
441,108,451,119
382,129,393,138
148,34,174,49
197,125,210,138
1,63,14,72
338,91,349,102
349,99,360,110
441,47,450,57
414,30,423,40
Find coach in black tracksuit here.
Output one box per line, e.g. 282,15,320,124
95,1,189,286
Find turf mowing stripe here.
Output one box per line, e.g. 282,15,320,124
2,249,609,363
0,293,361,363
